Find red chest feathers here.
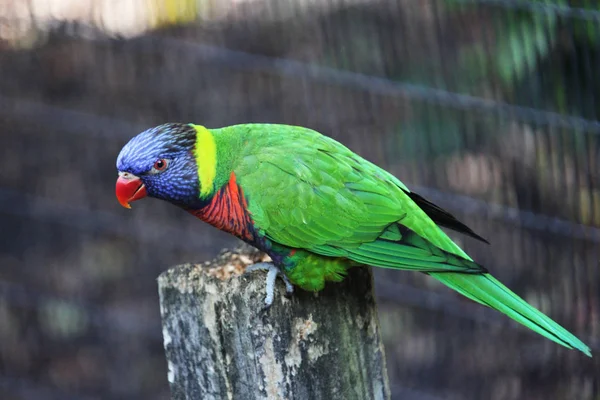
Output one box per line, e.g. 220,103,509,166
188,172,253,241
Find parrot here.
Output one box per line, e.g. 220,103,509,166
115,122,591,356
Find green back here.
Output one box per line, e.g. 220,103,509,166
212,124,471,262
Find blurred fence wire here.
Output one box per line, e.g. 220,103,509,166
1,0,600,399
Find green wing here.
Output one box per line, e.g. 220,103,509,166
236,124,477,270
233,124,590,356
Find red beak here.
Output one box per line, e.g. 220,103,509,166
116,173,147,209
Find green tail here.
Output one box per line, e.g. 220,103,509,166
430,271,592,356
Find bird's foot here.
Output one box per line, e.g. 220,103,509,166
245,262,294,310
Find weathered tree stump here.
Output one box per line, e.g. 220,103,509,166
158,245,390,400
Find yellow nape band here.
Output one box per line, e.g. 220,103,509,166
191,124,217,197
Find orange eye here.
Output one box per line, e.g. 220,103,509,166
153,159,168,171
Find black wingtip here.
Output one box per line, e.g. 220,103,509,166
462,229,490,245
405,191,490,245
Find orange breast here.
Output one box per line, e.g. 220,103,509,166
188,172,254,241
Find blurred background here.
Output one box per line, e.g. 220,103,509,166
0,0,599,399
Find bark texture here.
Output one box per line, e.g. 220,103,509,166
158,246,390,400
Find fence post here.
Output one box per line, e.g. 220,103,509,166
158,246,391,400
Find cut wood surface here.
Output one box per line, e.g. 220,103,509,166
158,245,390,400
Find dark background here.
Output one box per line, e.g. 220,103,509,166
0,0,599,399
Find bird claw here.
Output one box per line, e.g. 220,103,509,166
245,262,294,309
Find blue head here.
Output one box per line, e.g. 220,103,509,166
116,123,200,208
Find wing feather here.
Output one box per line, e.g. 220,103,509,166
235,124,481,267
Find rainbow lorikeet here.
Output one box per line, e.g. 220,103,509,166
116,123,591,356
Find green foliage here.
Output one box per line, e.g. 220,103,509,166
494,13,557,84
445,0,600,91
573,0,600,45
396,0,600,159
446,0,564,89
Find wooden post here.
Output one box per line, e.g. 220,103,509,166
158,245,391,400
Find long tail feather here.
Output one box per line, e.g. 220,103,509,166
429,272,592,357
